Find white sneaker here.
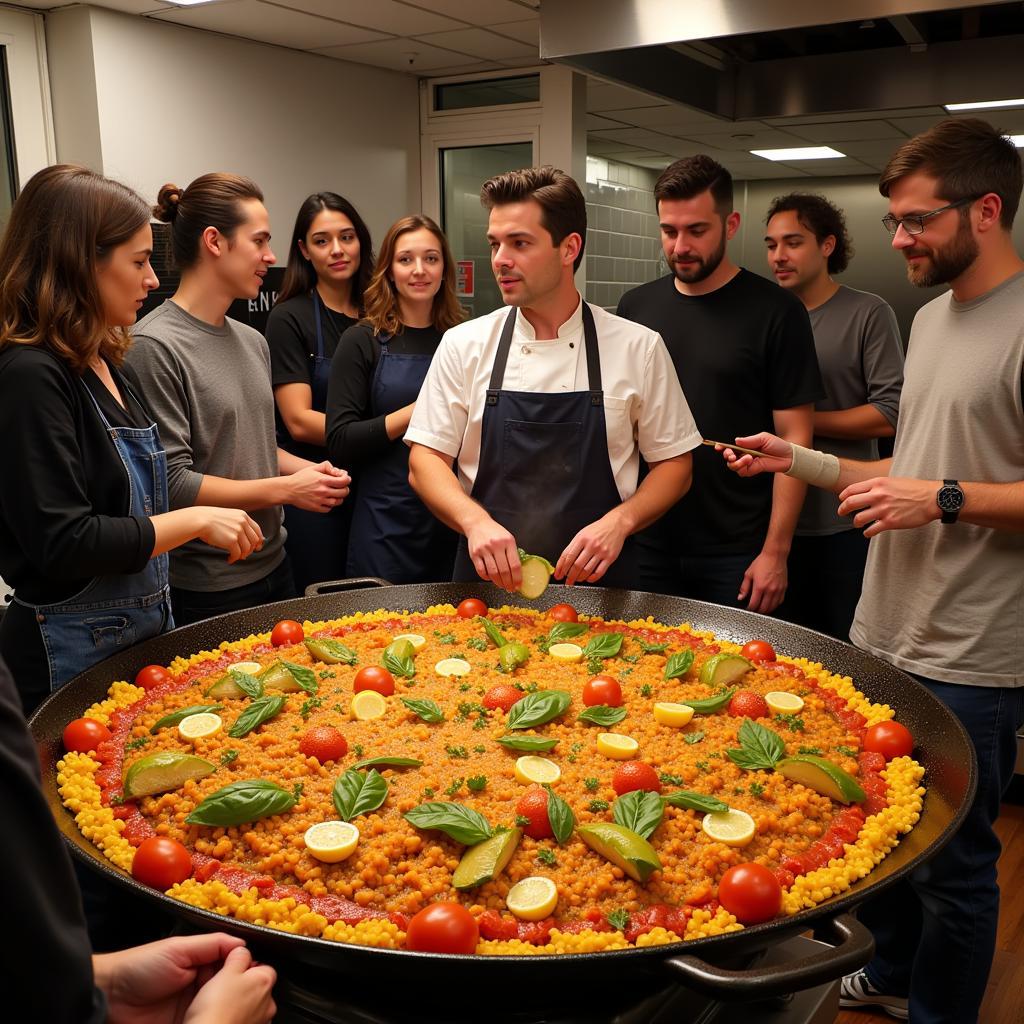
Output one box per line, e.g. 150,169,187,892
838,970,910,1020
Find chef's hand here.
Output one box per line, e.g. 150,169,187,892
467,517,522,592
718,433,793,477
195,507,264,564
555,512,628,586
838,476,939,537
287,461,351,513
738,548,787,614
94,933,276,1024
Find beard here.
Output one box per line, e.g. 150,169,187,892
904,219,978,288
669,231,727,284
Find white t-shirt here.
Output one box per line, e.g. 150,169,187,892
405,297,701,500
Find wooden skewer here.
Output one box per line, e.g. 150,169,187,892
701,438,769,458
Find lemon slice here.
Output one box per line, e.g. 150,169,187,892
435,658,471,677
701,808,756,847
514,755,561,785
351,690,387,721
596,733,639,759
304,820,360,863
506,876,558,920
653,702,695,728
548,643,583,663
228,661,262,675
765,691,805,715
177,712,223,741
393,633,426,651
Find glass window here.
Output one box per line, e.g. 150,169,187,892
434,75,539,112
0,48,18,229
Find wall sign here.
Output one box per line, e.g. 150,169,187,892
456,260,474,297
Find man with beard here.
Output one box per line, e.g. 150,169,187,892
617,156,823,608
720,118,1024,1024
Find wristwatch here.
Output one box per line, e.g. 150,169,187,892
936,479,965,524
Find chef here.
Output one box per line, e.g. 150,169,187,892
407,165,701,591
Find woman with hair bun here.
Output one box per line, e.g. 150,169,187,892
127,174,350,625
264,192,373,590
326,214,462,583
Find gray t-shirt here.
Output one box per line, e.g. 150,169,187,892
851,271,1024,688
126,301,285,592
799,285,904,535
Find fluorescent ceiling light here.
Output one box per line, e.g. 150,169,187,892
945,98,1024,111
1011,135,1024,147
750,146,845,161
165,0,220,6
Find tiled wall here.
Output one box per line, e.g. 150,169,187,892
585,156,665,309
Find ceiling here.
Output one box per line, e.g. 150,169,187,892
13,0,1024,180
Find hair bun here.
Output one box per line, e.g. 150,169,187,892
153,183,182,222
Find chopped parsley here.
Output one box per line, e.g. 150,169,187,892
353,744,364,758
317,669,333,680
444,777,464,796
584,777,599,792
219,749,239,767
292,781,305,800
798,745,823,756
433,631,457,645
536,848,558,867
774,713,806,733
299,696,323,720
606,909,630,931
639,683,652,698
445,745,469,760
515,814,531,826
695,760,710,773
473,744,486,753
467,775,488,792
836,745,858,757
423,787,435,798
466,637,488,651
748,781,765,798
587,799,610,812
124,736,149,752
459,682,472,692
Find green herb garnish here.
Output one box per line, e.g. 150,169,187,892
332,769,389,821
727,718,786,772
401,697,445,723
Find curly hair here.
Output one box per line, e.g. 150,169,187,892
766,192,853,275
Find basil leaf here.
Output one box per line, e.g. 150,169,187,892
685,688,737,714
583,632,624,660
547,622,588,644
544,784,575,844
332,768,389,821
229,669,264,699
727,717,786,772
683,731,706,745
382,648,416,679
228,694,286,738
664,650,695,680
506,690,572,730
350,756,424,770
637,639,669,654
186,779,295,827
496,735,559,753
404,801,492,845
612,790,665,840
477,615,508,649
281,661,318,694
304,637,358,665
577,704,628,727
401,697,445,723
663,789,729,814
150,704,223,734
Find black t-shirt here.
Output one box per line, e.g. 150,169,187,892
265,292,358,461
617,270,824,554
326,322,443,469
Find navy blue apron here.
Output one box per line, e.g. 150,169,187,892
452,303,637,588
13,378,173,692
347,334,456,582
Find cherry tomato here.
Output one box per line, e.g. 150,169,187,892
131,836,193,890
863,721,914,761
405,902,479,954
516,785,554,839
456,598,487,619
729,690,770,719
271,619,305,646
612,761,662,796
583,674,623,708
548,603,579,623
62,717,112,753
134,664,171,690
741,640,776,665
717,862,782,924
482,685,521,713
353,665,395,697
298,726,348,762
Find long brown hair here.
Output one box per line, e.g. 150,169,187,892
362,215,464,336
0,164,150,372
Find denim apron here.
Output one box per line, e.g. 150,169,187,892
452,304,638,588
14,378,173,692
347,334,456,582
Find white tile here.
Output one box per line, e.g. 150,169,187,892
409,0,535,26
587,113,628,131
315,36,476,71
782,120,907,143
674,127,809,150
767,107,947,126
273,0,462,36
90,0,174,12
415,27,534,60
487,19,539,45
587,81,665,112
602,104,732,130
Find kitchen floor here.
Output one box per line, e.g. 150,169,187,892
834,785,1024,1024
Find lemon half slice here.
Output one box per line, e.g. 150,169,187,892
701,808,756,847
514,755,561,785
227,661,263,676
435,658,471,677
393,633,426,651
765,691,805,715
304,820,360,863
177,712,223,741
506,876,558,920
596,733,639,759
548,643,583,663
351,690,387,721
653,702,694,728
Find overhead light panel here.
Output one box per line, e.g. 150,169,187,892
1011,135,1024,147
750,146,845,161
945,98,1024,111
165,0,220,6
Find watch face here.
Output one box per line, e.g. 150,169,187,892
937,485,964,512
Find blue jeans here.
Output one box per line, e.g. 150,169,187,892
859,677,1024,1024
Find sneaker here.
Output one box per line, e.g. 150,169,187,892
838,970,910,1020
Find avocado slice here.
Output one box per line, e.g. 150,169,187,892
204,673,246,699
123,751,216,799
452,827,523,890
258,660,305,693
698,653,753,689
776,755,866,804
577,822,662,883
498,642,531,673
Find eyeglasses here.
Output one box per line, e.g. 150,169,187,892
881,196,979,236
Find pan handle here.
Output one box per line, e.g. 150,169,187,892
662,913,873,1000
304,577,392,597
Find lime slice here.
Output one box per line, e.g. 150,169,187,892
518,555,553,600
385,638,415,663
177,712,223,741
698,653,753,688
577,822,662,883
765,691,805,715
514,755,561,785
653,702,694,728
548,643,583,663
435,658,471,677
596,733,639,759
506,875,558,920
351,690,388,721
304,820,360,863
453,828,522,890
776,755,866,804
229,661,262,675
393,633,426,651
123,751,216,798
701,808,756,847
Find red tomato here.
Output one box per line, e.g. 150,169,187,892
729,691,770,719
62,717,112,753
717,863,782,924
131,836,193,890
270,619,305,646
863,721,914,761
405,902,479,954
134,664,172,690
612,761,662,796
298,726,348,762
353,665,396,697
482,685,521,713
456,598,487,619
548,603,579,623
583,675,623,708
741,640,776,665
516,785,554,839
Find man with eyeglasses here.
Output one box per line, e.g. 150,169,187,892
719,118,1024,1024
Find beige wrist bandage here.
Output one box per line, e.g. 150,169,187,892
784,443,841,488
